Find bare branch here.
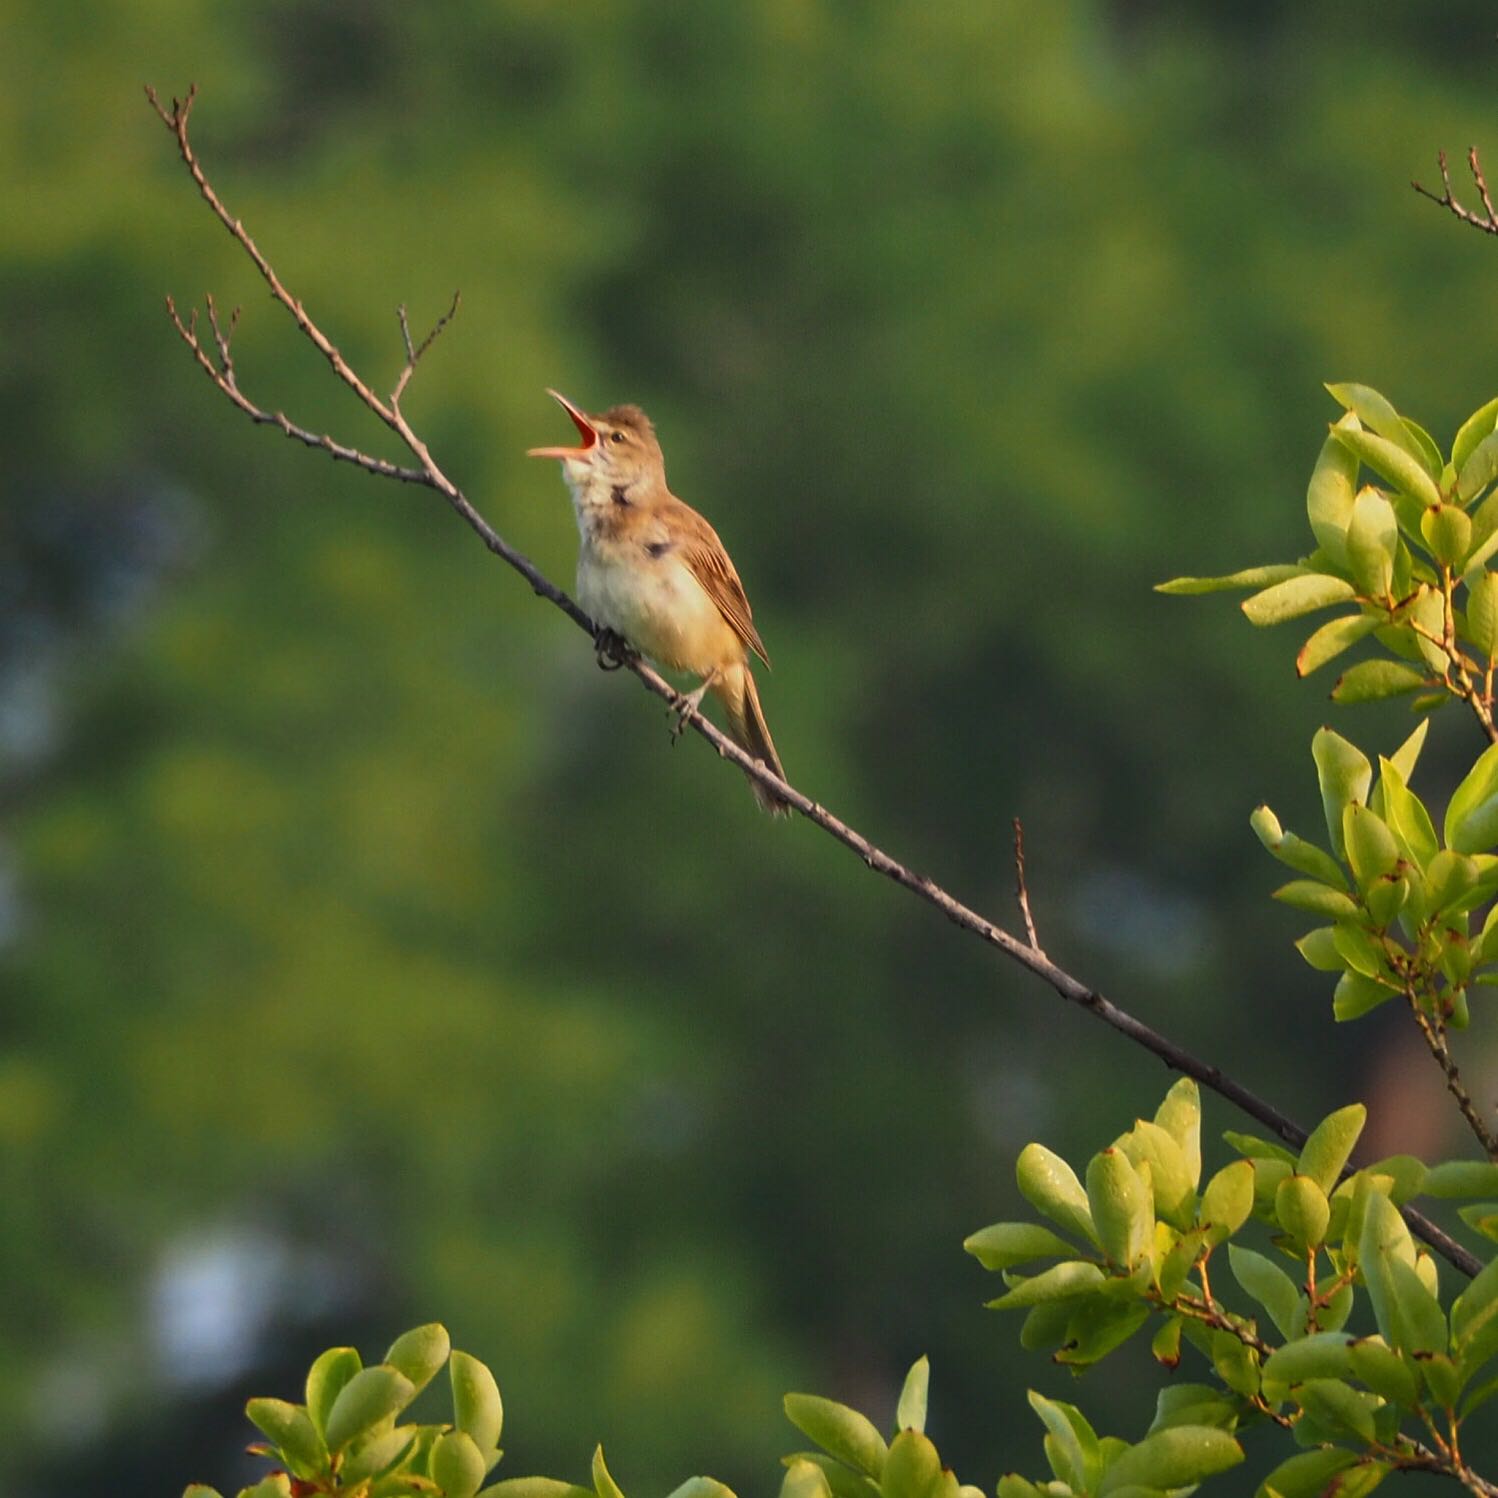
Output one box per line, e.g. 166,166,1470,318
148,86,1486,1282
1408,996,1498,1162
1413,146,1498,235
1012,818,1043,955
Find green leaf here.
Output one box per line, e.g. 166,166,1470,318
778,1461,834,1498
305,1346,362,1442
1295,927,1344,971
1223,1131,1297,1164
1342,804,1400,889
1026,1392,1098,1494
1456,397,1498,472
1333,971,1396,1020
1445,743,1498,851
1360,1158,1427,1206
240,1480,292,1498
433,1431,489,1498
1242,573,1357,626
1468,573,1498,661
1152,1079,1202,1189
1151,1316,1183,1368
896,1358,928,1435
1330,919,1381,978
881,1430,941,1498
1200,1159,1255,1241
1460,428,1498,503
1250,805,1351,887
963,1222,1079,1271
450,1351,504,1453
183,1488,225,1498
324,1366,416,1455
1359,1192,1416,1347
1056,1297,1150,1368
1117,1120,1195,1229
1298,1379,1379,1443
1348,1337,1419,1406
1374,757,1438,869
478,1482,593,1498
1096,1426,1243,1495
1227,1245,1301,1339
385,1324,450,1397
1155,564,1305,595
1255,1448,1360,1498
1313,728,1372,857
783,1395,887,1478
994,1481,1045,1498
246,1399,328,1480
1276,1174,1331,1249
778,1456,877,1498
1272,881,1358,917
1331,660,1428,703
1389,720,1431,782
1343,486,1399,600
1462,1369,1498,1418
1421,504,1472,567
341,1426,418,1484
1086,1149,1152,1268
1298,1104,1366,1192
592,1445,626,1498
1260,1332,1359,1398
986,1259,1106,1309
1402,416,1444,477
1451,1250,1498,1351
1332,426,1443,508
1017,1299,1074,1351
1388,1256,1447,1354
1326,385,1424,463
1425,1160,1498,1198
1149,1383,1239,1434
1016,1143,1098,1246
1210,1330,1258,1396
663,1482,735,1498
1296,613,1380,677
1308,420,1362,565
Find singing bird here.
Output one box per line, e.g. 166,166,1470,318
529,390,789,816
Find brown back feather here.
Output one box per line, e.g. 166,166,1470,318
667,499,771,668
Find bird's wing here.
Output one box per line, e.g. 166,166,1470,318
675,504,771,668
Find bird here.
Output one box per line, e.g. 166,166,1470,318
528,390,789,816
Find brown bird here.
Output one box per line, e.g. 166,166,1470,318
528,390,789,816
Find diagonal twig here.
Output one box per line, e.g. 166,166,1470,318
146,85,1485,1281
1012,818,1043,955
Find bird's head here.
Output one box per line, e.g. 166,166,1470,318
528,391,665,503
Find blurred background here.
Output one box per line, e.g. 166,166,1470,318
5,1,1498,1492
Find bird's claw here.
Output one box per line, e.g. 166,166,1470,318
669,683,710,745
594,627,630,671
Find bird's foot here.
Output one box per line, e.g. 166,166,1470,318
669,677,715,744
594,626,631,671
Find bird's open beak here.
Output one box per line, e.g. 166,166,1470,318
527,389,598,459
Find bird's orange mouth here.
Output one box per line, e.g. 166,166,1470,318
527,389,597,459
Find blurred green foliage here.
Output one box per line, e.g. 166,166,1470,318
6,1,1498,1493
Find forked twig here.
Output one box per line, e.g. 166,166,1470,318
145,85,1485,1281
1413,146,1498,235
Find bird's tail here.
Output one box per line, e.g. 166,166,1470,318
717,663,791,817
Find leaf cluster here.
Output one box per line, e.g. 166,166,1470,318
966,1080,1498,1496
184,1326,503,1498
1250,719,1498,1049
1160,386,1498,720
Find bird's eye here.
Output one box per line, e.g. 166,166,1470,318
610,431,626,444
